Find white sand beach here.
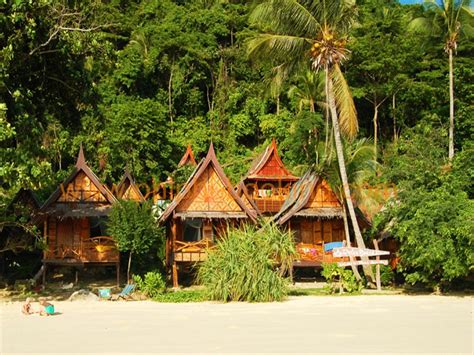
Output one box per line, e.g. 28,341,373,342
0,295,472,354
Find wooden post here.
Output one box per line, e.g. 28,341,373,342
172,262,178,288
373,239,382,292
42,263,47,286
116,262,120,287
75,269,79,285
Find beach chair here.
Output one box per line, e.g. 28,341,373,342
112,284,136,301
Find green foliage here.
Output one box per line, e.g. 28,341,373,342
108,200,163,255
133,271,166,298
197,223,297,302
152,289,206,303
374,124,474,287
321,263,364,294
373,265,395,286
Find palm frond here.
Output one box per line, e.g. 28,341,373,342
247,33,312,64
250,0,321,38
330,64,358,139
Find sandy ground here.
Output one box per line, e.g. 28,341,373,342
0,295,472,354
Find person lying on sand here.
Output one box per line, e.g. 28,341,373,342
38,298,55,316
22,297,34,315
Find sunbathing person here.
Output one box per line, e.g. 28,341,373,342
21,297,34,315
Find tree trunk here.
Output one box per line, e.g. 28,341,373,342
324,71,330,155
342,203,362,281
327,70,374,281
448,48,454,161
392,93,397,142
276,95,280,115
373,103,378,162
127,251,132,283
168,67,174,124
309,98,315,113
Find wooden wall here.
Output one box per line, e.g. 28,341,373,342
292,218,345,245
305,180,341,209
58,171,107,202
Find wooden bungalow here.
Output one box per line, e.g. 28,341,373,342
114,169,145,202
40,146,120,285
273,172,368,268
159,143,257,287
242,139,299,214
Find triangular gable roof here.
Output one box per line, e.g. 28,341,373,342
160,143,257,223
7,188,40,213
177,144,197,168
273,172,344,225
115,169,145,202
41,145,117,211
245,139,298,181
235,181,261,217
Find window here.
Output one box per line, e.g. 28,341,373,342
183,219,202,242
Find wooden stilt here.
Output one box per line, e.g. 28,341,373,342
116,262,120,287
42,263,47,286
289,264,294,285
75,269,79,285
172,262,178,288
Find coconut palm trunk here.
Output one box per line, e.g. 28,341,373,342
448,47,454,160
327,73,365,250
327,71,374,280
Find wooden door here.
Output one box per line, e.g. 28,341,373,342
313,220,323,244
300,220,313,244
323,220,333,243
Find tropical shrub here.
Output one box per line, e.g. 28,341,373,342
107,200,165,281
197,223,297,302
321,263,364,294
133,271,166,298
375,126,474,289
153,289,206,303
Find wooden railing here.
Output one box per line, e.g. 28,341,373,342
44,236,119,263
173,240,214,262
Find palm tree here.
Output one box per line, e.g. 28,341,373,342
248,0,369,254
410,0,473,161
288,70,325,113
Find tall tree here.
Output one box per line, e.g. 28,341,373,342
248,0,371,259
410,0,473,161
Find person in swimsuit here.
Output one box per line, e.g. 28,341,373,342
39,298,55,316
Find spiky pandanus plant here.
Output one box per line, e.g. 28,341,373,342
248,1,372,278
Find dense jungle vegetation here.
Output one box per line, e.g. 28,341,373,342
1,0,473,288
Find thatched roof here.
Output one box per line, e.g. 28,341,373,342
244,139,298,182
160,143,257,223
273,172,343,224
41,145,117,214
235,181,261,217
41,204,112,218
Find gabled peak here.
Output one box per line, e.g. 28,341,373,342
177,143,197,167
76,143,86,167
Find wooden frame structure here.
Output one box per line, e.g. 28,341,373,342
242,139,299,214
160,143,257,287
40,145,120,285
274,172,364,268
